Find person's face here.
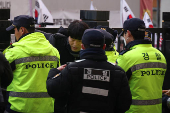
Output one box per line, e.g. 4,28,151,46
123,30,131,45
68,36,82,52
14,27,22,41
123,31,127,38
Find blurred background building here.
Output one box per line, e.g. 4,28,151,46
0,0,169,28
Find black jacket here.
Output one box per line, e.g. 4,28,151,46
48,27,80,65
47,48,132,113
0,52,13,88
0,52,13,106
162,94,170,113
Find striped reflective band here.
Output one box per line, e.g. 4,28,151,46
9,91,51,98
15,56,58,64
132,98,162,105
82,86,108,96
131,62,166,72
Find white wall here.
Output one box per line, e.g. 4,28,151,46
33,0,140,28
0,0,140,28
0,0,31,20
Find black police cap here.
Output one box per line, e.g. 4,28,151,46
6,15,35,31
96,29,114,48
118,18,146,37
96,25,118,41
82,29,105,48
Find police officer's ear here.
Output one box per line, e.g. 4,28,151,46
20,27,28,35
20,27,24,35
126,30,134,41
127,30,132,37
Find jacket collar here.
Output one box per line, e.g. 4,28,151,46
80,48,107,61
125,40,151,51
17,33,32,42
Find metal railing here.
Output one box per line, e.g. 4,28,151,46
37,28,170,55
113,28,170,54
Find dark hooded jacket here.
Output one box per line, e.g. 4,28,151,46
0,52,13,111
47,27,80,65
47,48,132,113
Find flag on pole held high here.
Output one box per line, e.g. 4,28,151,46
90,0,95,10
34,0,53,24
143,12,153,28
143,11,162,49
140,0,153,21
90,0,97,10
121,0,135,25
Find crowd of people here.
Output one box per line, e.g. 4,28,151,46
0,15,169,113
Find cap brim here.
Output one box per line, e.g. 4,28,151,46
118,30,124,38
6,25,15,31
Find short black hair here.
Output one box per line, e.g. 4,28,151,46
16,26,35,33
68,20,89,40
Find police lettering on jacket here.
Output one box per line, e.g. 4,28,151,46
141,70,166,76
25,63,54,69
83,68,110,82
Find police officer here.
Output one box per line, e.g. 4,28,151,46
116,18,167,113
47,29,132,113
4,15,60,113
95,25,119,63
48,20,89,65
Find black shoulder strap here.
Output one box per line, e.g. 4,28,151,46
8,44,14,49
119,49,128,55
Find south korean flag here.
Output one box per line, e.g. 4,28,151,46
121,0,135,24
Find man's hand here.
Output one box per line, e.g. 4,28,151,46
57,64,67,71
163,90,170,96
